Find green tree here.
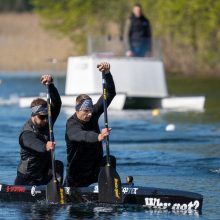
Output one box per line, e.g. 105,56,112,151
32,0,133,53
140,0,220,74
0,0,33,12
32,0,220,75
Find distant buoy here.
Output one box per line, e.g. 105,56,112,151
152,109,160,117
165,124,175,131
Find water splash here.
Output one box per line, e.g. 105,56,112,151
210,169,220,174
0,95,19,106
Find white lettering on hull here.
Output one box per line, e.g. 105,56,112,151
122,187,138,194
144,198,200,210
31,186,42,196
93,186,139,195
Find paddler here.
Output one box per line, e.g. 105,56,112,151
14,74,63,186
64,62,116,187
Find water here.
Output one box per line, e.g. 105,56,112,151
0,73,220,219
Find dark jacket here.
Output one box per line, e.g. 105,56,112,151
65,73,116,187
128,14,151,49
16,83,61,185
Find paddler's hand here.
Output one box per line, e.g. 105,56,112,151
98,128,112,142
97,62,110,74
40,74,53,85
126,50,133,57
45,141,55,151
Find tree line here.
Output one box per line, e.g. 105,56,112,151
0,0,33,12
2,0,220,75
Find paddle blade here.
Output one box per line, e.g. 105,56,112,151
98,165,123,203
46,178,65,204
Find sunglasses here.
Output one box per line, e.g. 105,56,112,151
37,115,48,120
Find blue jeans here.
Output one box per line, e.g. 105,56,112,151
131,39,151,57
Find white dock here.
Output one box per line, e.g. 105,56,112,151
19,56,205,111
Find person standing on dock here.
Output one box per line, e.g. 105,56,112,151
64,62,116,187
14,75,63,186
126,3,152,57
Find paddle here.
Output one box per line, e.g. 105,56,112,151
98,71,122,204
45,84,64,204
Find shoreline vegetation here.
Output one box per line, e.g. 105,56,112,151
0,11,220,77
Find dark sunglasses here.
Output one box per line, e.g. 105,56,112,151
37,115,48,120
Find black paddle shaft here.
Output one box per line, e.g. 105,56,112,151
98,72,123,204
102,72,111,165
46,84,65,205
46,85,56,179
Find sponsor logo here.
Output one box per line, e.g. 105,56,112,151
144,198,200,210
103,88,107,99
93,185,98,193
114,178,120,199
65,187,70,195
122,187,138,194
31,186,41,196
59,188,65,204
94,185,138,195
6,186,26,193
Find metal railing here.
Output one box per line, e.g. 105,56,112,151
86,35,163,60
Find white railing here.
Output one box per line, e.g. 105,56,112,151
87,35,163,60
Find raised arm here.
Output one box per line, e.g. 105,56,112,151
93,62,116,117
41,75,62,125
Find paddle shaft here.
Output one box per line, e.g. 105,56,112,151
46,84,57,180
102,72,110,165
98,71,123,203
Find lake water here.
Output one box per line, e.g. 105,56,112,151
0,73,219,219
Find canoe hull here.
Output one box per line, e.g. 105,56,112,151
0,183,203,213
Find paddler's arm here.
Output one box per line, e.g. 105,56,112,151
49,83,62,124
41,75,62,125
19,131,49,153
93,62,116,116
66,119,110,143
105,72,116,106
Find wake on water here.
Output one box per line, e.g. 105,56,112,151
210,169,220,174
0,96,19,106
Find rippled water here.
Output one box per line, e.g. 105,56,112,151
0,74,219,219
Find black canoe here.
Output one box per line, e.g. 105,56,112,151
0,183,203,213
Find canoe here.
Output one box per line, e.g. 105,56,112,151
0,183,203,213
